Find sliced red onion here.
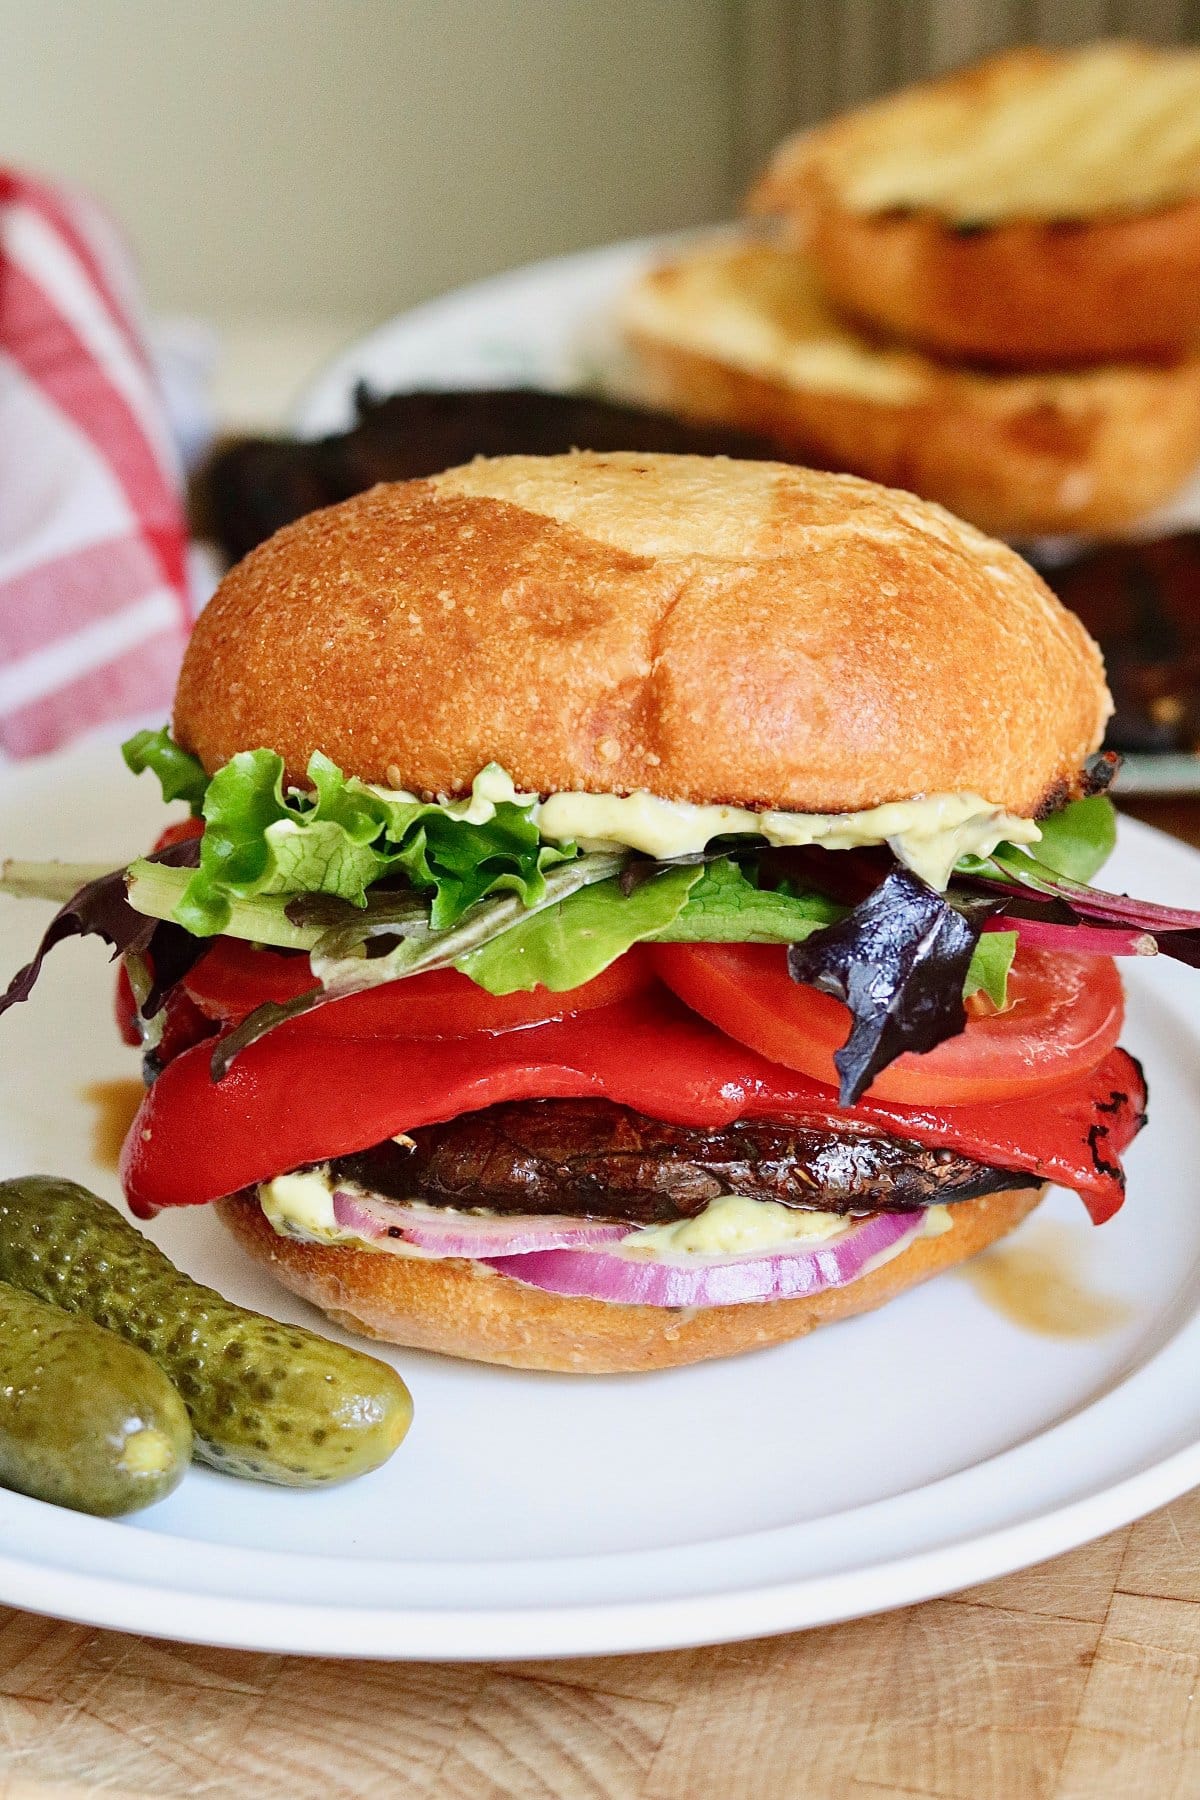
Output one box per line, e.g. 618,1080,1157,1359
482,1210,924,1309
990,916,1157,959
331,1189,631,1257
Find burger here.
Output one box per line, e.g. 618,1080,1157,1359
620,235,1200,540
6,452,1193,1374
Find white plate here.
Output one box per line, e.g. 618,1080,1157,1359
294,234,673,437
0,744,1198,1658
294,234,1200,798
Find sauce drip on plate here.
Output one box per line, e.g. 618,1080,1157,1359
81,1079,144,1174
963,1221,1131,1338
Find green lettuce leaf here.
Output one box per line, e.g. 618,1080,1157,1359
654,859,844,943
126,852,851,996
125,859,317,950
1024,795,1117,882
211,853,628,1073
960,796,1118,887
122,728,209,816
962,929,1018,1009
0,861,118,904
459,859,846,995
458,866,702,993
306,853,621,989
165,750,578,937
401,797,577,928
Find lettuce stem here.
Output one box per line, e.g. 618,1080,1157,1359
0,861,119,903
124,861,319,951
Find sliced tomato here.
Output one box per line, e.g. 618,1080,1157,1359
652,942,1125,1106
182,938,655,1041
120,989,1146,1221
154,987,217,1066
153,818,205,852
114,962,142,1047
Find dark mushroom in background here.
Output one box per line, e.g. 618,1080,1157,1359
199,388,784,563
1035,534,1200,758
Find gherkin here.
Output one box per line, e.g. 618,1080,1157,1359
0,1277,191,1515
0,1176,412,1486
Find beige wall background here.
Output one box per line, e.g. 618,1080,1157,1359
0,0,735,325
3,0,1198,344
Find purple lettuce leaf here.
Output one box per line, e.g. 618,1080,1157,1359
787,869,1002,1106
0,838,203,1023
969,852,1200,969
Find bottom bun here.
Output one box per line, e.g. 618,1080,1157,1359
216,1185,1046,1374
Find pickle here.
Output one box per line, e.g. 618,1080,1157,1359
0,1277,191,1515
0,1177,412,1486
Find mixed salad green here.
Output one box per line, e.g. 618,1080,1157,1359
117,727,1086,1002
5,729,1179,1106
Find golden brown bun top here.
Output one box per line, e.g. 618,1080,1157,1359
174,452,1109,817
751,43,1200,226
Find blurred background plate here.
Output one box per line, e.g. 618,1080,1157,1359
292,234,675,435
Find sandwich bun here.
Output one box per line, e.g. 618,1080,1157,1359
790,192,1200,370
216,1185,1046,1374
622,240,1200,538
174,451,1109,819
750,44,1200,365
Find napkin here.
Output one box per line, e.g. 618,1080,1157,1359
0,168,191,759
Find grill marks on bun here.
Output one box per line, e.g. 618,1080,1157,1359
752,45,1200,226
174,452,1110,818
749,46,1200,366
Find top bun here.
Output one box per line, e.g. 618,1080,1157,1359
174,452,1109,818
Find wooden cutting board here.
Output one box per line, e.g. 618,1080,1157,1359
0,1488,1196,1798
0,795,1195,1799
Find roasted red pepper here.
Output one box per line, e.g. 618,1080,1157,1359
181,937,654,1038
121,988,1145,1222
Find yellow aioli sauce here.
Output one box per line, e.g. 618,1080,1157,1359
622,1195,849,1259
618,1197,955,1266
258,1171,953,1267
374,764,1040,893
259,1170,343,1240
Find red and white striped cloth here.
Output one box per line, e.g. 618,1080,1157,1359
0,168,191,760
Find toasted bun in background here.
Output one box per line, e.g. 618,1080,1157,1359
791,192,1200,370
622,242,1200,539
175,451,1109,819
750,44,1200,365
216,1186,1046,1374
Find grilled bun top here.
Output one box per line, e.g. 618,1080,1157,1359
751,43,1200,226
174,452,1110,818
